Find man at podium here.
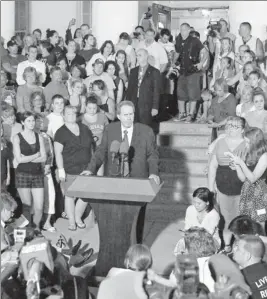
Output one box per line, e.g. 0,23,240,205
83,101,160,184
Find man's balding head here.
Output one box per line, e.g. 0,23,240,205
136,48,149,66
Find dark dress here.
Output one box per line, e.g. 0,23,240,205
239,164,267,222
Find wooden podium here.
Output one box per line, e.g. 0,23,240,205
67,176,162,277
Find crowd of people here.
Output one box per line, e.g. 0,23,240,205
1,12,267,299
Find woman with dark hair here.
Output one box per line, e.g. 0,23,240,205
46,29,63,59
174,187,220,255
91,79,115,121
39,40,56,71
79,34,99,62
65,39,86,69
86,40,115,76
115,49,129,86
73,28,83,50
230,127,267,232
104,60,124,104
208,116,248,253
115,32,136,69
13,111,46,230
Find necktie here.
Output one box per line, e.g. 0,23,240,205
122,130,129,177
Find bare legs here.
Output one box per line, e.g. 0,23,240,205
18,188,44,229
65,196,88,229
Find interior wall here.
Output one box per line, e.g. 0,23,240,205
1,1,15,43
30,1,78,38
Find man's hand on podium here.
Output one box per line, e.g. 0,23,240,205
80,170,93,176
149,174,160,185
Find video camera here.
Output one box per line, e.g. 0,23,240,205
207,21,222,38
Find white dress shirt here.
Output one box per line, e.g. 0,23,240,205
121,124,133,145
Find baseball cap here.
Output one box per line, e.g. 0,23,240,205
7,40,17,48
93,58,105,66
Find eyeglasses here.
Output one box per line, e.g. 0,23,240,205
226,124,242,130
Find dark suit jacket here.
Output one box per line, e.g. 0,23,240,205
88,122,159,178
126,65,161,127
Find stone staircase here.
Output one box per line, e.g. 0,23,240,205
147,121,212,222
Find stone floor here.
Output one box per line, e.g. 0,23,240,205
42,201,186,278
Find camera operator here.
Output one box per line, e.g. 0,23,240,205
131,25,145,50
174,23,209,123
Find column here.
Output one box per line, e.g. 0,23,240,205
1,1,15,43
92,1,139,47
228,1,267,41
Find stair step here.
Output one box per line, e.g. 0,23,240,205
160,121,212,136
161,173,207,191
159,146,208,161
159,159,207,175
157,134,210,148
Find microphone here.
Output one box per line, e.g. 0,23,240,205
119,141,129,177
110,140,120,163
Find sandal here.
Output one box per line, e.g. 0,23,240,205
173,112,187,122
61,212,68,219
68,224,77,231
76,221,86,229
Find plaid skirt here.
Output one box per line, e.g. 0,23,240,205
16,171,44,189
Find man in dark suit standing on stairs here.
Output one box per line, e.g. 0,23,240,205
126,48,161,129
83,101,160,185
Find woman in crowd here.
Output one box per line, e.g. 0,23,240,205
16,66,43,113
21,34,35,57
39,40,56,71
104,60,124,104
208,116,247,252
230,127,267,233
68,79,86,114
236,85,255,117
67,64,86,95
207,78,237,135
174,187,221,254
73,28,83,50
81,95,109,148
115,32,136,69
1,121,10,190
65,39,86,69
30,90,47,116
86,40,115,76
248,69,267,97
46,29,63,59
245,91,267,134
13,111,46,230
79,34,99,63
115,49,129,87
56,56,71,83
54,105,94,231
91,80,116,121
34,114,56,232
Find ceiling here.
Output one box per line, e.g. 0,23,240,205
155,1,229,9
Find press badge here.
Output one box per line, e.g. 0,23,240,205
257,208,266,216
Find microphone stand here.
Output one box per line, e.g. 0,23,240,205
120,153,125,177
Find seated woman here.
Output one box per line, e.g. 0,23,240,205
54,105,94,231
207,78,237,136
91,80,115,121
245,91,267,134
174,187,220,253
104,60,124,104
172,227,216,292
107,244,152,277
236,85,255,117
